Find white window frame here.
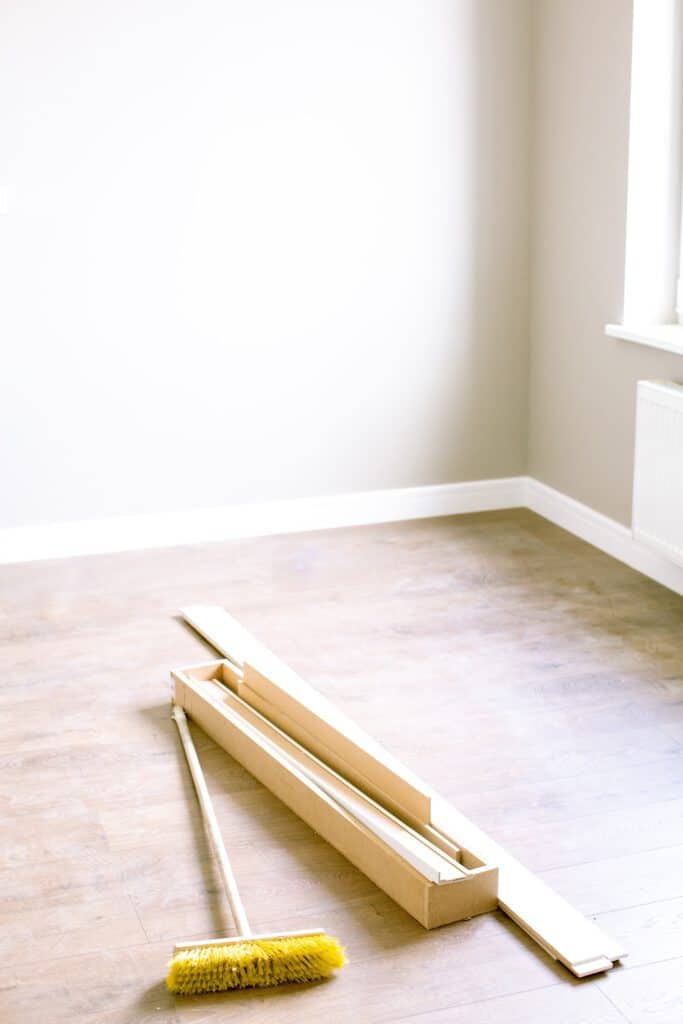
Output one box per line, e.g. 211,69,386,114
606,0,683,355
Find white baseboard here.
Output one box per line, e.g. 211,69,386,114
3,475,683,598
526,478,683,597
0,476,526,565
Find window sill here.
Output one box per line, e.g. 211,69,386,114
605,323,683,355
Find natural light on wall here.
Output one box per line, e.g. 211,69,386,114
606,0,683,354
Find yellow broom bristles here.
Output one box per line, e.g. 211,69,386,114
166,933,346,995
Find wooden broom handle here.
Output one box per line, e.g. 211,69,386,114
172,704,251,936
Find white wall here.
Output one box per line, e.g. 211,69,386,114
528,0,683,526
0,0,530,530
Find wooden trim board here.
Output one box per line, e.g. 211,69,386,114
172,668,498,929
179,605,627,977
430,799,625,976
180,605,434,823
204,676,465,883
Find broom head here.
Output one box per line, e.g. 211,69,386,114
166,929,346,995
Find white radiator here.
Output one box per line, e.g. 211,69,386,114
633,379,683,566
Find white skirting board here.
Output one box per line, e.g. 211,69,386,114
526,478,683,598
2,475,683,597
0,477,525,565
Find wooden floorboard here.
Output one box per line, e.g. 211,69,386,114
2,509,682,1022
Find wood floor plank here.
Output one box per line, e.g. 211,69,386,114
489,796,683,873
540,845,683,917
598,957,683,1023
393,983,626,1024
0,942,175,1024
595,896,683,968
0,889,148,967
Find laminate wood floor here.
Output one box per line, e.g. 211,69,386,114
2,509,682,1023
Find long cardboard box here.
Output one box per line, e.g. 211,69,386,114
172,661,499,929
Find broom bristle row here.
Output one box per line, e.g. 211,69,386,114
166,933,346,995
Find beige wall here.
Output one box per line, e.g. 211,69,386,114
0,0,530,530
9,1,682,538
528,0,683,526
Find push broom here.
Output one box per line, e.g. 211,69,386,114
167,704,346,995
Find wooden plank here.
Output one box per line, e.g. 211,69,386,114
430,798,626,976
181,604,434,822
179,606,626,975
172,671,498,929
200,677,465,882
